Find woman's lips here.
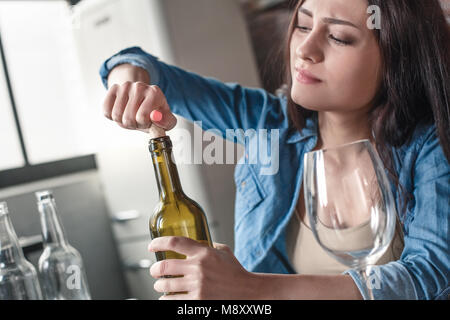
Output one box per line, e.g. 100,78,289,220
295,68,322,84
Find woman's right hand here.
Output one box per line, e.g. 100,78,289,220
103,64,177,133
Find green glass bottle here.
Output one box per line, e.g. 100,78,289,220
148,136,213,262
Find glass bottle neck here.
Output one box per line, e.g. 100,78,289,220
37,198,68,247
0,210,26,266
149,137,184,203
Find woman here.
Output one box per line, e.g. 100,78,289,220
99,0,449,299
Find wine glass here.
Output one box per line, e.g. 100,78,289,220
303,139,396,300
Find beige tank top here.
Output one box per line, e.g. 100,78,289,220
285,209,405,275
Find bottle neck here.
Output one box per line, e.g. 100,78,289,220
149,137,184,203
0,211,25,266
38,198,68,247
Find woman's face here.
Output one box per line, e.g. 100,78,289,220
290,0,382,113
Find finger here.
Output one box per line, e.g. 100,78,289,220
148,236,209,257
122,81,148,129
149,106,177,131
149,259,189,278
103,84,119,120
135,95,158,130
111,81,132,123
153,277,191,294
146,86,177,130
134,86,165,130
148,110,167,137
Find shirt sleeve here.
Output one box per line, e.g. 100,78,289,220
344,126,450,300
99,46,287,145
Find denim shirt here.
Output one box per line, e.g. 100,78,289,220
99,46,449,300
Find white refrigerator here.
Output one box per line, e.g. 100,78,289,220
72,0,261,299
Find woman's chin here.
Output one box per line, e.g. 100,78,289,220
291,93,326,112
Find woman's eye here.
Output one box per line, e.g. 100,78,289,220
295,25,353,46
295,25,310,33
329,34,352,46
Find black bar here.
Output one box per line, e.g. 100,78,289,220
0,154,97,189
0,300,445,315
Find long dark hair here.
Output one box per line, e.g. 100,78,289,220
281,0,450,218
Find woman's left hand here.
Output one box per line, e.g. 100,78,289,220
148,236,258,300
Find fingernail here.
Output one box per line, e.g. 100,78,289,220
150,110,163,122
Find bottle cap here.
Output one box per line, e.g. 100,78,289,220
35,190,54,202
0,201,8,215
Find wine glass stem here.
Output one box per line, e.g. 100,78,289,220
356,266,375,300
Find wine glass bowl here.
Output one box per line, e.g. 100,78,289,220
303,139,396,299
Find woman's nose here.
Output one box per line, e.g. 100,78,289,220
295,32,323,64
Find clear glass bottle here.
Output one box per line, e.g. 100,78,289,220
36,191,91,300
0,201,43,300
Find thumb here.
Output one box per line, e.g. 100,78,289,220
150,108,177,131
213,242,233,253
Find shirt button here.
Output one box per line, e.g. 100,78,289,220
241,181,246,188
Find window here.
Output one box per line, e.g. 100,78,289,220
0,49,24,171
0,0,96,188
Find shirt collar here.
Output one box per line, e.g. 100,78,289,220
286,113,318,144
